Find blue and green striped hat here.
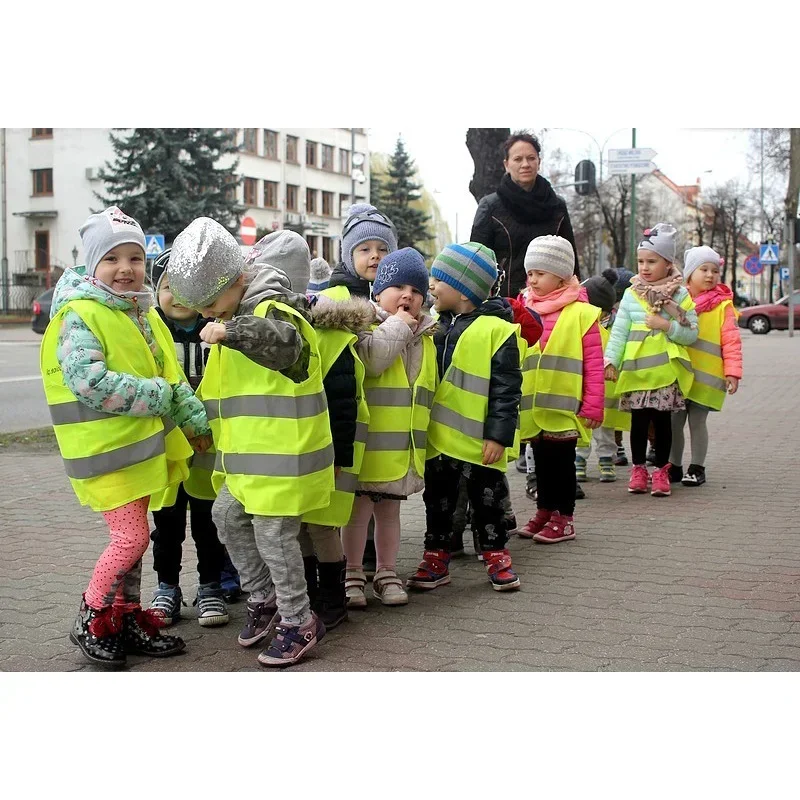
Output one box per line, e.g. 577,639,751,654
431,242,498,306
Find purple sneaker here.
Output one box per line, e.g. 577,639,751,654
237,591,278,647
257,612,325,668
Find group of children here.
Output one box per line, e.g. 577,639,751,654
41,203,742,670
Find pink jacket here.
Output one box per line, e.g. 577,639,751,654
692,284,743,379
529,284,605,422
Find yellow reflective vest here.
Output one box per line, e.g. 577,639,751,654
685,300,733,411
40,300,193,513
599,324,630,432
614,292,695,398
427,316,520,473
320,285,352,302
199,299,334,517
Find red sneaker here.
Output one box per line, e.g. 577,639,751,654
406,550,451,591
650,464,672,497
628,464,649,493
482,549,520,591
517,509,552,539
532,513,576,543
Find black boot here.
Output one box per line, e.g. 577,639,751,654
70,597,126,668
317,559,348,630
303,555,320,612
123,607,186,658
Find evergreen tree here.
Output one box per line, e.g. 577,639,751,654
382,137,431,256
95,129,244,243
369,164,386,210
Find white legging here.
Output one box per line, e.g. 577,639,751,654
669,402,711,467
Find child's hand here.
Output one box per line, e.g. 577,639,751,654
579,417,602,430
189,434,212,453
726,376,739,394
604,364,618,382
644,313,670,332
394,308,418,329
481,439,505,465
200,322,227,344
334,466,342,478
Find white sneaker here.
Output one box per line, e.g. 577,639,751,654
372,569,409,606
345,568,367,609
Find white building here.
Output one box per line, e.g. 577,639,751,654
0,127,369,312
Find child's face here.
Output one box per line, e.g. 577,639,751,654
429,277,466,312
637,250,672,282
94,243,146,294
198,275,246,321
159,274,199,324
375,284,424,317
526,269,564,297
688,262,721,294
353,240,389,282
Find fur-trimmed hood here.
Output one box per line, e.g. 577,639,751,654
311,297,375,333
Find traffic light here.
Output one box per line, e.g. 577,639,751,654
575,159,596,196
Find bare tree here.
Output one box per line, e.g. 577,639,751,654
466,128,510,202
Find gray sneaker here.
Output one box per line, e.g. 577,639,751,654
149,583,184,626
237,592,278,647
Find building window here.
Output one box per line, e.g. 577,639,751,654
31,129,53,139
322,237,333,264
322,191,334,217
339,194,350,217
263,130,278,160
339,149,350,175
243,128,258,154
35,231,50,271
286,184,298,211
306,140,317,167
264,180,278,208
286,135,298,163
306,236,318,257
322,144,334,171
32,168,53,196
244,177,258,207
306,188,317,215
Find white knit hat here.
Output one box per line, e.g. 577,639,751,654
524,235,575,280
683,245,722,281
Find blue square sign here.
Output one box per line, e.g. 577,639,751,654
759,243,779,264
145,234,165,258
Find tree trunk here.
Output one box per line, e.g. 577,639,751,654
466,128,510,202
786,128,800,290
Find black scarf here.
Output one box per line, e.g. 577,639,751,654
496,173,564,226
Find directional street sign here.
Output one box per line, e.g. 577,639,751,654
759,243,779,265
743,254,762,276
607,160,657,176
608,148,658,162
145,234,165,257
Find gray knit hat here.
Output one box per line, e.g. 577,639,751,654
341,203,398,275
638,222,677,263
683,245,721,281
168,217,244,308
245,230,310,294
309,257,331,292
524,235,575,280
79,206,146,277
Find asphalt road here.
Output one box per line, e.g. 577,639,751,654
0,325,50,434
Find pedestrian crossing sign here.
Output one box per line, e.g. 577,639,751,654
145,234,165,257
759,243,779,265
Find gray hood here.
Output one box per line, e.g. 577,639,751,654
245,230,311,295
239,265,312,322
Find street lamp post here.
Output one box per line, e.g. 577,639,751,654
72,246,78,265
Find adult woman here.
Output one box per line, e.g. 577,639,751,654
470,131,580,296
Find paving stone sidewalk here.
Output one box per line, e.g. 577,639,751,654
1,332,799,672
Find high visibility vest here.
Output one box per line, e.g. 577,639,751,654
614,292,695,398
524,302,600,444
182,450,217,501
320,285,353,302
40,300,193,513
427,316,520,473
506,329,525,460
599,325,630,432
358,334,437,483
302,328,370,526
199,299,334,517
519,337,539,441
685,300,733,411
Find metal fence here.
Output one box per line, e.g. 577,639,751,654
0,280,40,316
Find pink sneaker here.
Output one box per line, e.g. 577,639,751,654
650,464,672,497
628,464,649,493
518,509,552,539
532,513,576,543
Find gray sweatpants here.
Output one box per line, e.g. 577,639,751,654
211,484,311,627
576,426,617,461
669,401,711,467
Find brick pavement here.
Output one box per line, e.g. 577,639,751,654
1,331,799,672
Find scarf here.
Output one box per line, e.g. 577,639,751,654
525,275,582,316
630,265,690,326
692,283,733,314
496,173,564,226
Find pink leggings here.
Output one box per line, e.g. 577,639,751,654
84,497,151,613
341,495,402,573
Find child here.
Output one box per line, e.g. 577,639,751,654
516,236,605,543
612,268,635,466
168,217,334,668
576,268,625,484
407,242,522,591
669,246,742,486
41,207,209,667
604,223,699,497
340,247,438,607
146,253,230,628
307,256,332,298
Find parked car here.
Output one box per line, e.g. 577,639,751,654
737,290,800,334
31,287,54,334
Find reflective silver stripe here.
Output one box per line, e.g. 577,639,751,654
604,396,620,409
162,417,176,433
216,444,334,477
628,329,651,342
520,395,534,411
538,354,583,375
191,452,216,471
412,429,428,449
691,368,727,392
354,421,369,444
690,338,722,358
430,404,484,440
335,470,359,493
62,430,165,480
524,353,540,371
365,431,411,451
204,393,326,420
621,352,670,372
447,367,490,395
415,386,436,408
365,387,412,406
535,392,581,413
49,402,117,425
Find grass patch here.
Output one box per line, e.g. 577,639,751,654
0,426,58,452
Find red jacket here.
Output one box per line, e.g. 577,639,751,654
506,295,543,346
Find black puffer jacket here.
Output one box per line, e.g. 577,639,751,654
470,173,580,296
435,297,521,448
155,309,211,390
327,262,372,299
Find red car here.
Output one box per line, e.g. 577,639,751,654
738,290,800,334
